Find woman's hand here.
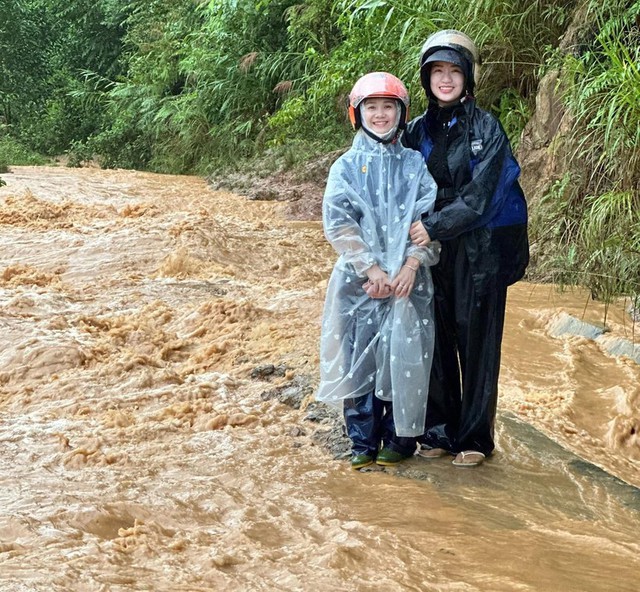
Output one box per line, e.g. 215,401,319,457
363,264,392,299
410,220,431,246
390,258,419,298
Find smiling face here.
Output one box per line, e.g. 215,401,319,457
361,97,399,135
429,61,465,107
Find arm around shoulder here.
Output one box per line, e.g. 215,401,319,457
400,116,424,151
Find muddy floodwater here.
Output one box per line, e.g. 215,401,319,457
1,166,639,591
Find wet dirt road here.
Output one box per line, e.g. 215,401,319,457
0,166,639,591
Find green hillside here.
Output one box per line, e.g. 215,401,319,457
1,0,638,305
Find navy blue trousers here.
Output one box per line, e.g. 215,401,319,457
344,392,416,457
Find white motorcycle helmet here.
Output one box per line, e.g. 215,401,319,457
419,30,480,97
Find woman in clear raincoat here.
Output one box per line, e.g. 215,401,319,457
316,72,440,470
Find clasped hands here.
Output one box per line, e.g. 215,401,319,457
363,222,431,299
363,259,419,299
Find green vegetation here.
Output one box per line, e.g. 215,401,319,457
1,0,567,171
0,0,638,305
0,133,50,167
530,0,640,306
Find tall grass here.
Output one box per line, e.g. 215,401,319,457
530,0,640,304
271,0,572,148
55,0,578,174
563,9,640,194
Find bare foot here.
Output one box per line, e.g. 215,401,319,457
416,446,448,459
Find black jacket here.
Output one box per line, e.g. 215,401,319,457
402,98,529,293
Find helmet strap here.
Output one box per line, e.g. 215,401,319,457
361,126,399,144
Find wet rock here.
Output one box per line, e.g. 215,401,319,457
547,312,640,365
251,364,287,379
547,312,606,339
302,401,349,457
516,4,591,208
259,372,350,457
259,374,313,409
311,421,350,459
303,401,337,423
248,188,280,201
207,148,346,221
598,337,640,365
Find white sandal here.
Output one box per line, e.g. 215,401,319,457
452,450,486,467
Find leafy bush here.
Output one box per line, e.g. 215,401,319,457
528,0,640,303
0,133,49,166
269,0,570,149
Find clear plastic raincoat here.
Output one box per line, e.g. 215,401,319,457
317,130,440,437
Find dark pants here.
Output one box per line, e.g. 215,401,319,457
344,393,416,458
419,237,507,456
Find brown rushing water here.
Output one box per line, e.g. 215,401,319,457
0,166,639,592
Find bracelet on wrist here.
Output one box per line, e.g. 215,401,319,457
403,264,418,272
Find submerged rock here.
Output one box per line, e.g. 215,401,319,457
547,312,607,340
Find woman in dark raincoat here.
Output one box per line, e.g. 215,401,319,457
402,30,529,467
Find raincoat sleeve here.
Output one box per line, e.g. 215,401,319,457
425,114,507,241
408,242,441,267
322,158,377,277
407,164,440,267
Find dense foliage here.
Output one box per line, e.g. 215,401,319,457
1,0,571,170
0,0,638,304
531,0,640,306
